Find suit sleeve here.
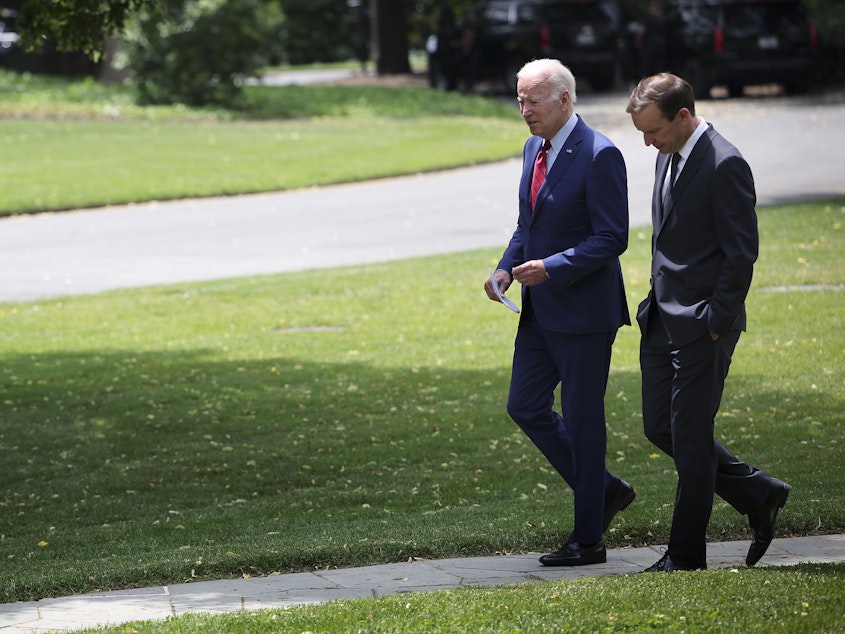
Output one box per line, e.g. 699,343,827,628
707,154,758,333
498,223,525,274
543,144,629,286
497,140,534,273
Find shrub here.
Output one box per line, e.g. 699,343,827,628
127,0,284,107
280,0,357,65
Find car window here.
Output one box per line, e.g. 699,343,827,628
515,4,539,23
724,6,763,37
724,1,809,30
479,1,613,27
675,5,718,31
546,3,610,24
483,3,515,25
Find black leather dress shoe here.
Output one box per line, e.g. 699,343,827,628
746,480,791,566
603,479,636,532
539,541,606,567
642,552,706,573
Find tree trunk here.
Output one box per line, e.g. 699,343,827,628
369,0,411,75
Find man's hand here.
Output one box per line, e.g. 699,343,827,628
512,260,549,286
484,268,512,302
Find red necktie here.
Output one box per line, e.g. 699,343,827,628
530,139,552,211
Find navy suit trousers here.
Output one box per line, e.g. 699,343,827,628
507,296,619,545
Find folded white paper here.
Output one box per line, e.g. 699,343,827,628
489,268,520,313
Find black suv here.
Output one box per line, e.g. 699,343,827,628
428,0,621,93
664,0,820,98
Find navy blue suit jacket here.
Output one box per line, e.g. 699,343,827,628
498,116,630,334
637,125,758,346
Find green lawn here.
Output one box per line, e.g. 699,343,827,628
1,200,842,608
0,70,524,216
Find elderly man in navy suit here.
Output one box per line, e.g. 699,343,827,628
485,59,635,567
627,73,790,572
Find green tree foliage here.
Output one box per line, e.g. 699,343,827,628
280,0,355,65
126,0,284,106
16,0,156,58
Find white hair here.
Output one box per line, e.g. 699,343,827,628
517,58,577,103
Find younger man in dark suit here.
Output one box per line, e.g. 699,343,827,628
626,73,790,572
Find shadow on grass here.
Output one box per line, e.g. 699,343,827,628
1,346,843,601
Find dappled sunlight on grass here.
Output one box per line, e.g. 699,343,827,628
0,198,843,604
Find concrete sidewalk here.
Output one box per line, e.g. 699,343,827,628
1,535,843,633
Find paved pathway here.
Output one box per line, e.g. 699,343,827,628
1,535,843,633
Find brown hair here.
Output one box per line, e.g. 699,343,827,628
626,73,696,122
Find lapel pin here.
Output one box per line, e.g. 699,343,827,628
566,148,573,154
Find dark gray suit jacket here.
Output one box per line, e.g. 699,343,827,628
637,124,758,347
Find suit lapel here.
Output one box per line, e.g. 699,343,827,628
670,127,712,202
656,126,714,235
533,119,585,216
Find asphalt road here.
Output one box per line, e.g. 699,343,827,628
2,88,844,302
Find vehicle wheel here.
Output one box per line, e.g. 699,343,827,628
783,80,809,95
682,61,711,100
726,83,744,98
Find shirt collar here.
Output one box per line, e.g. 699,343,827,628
547,113,578,168
677,117,708,163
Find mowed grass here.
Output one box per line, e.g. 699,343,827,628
83,563,845,633
1,199,843,609
0,70,524,215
